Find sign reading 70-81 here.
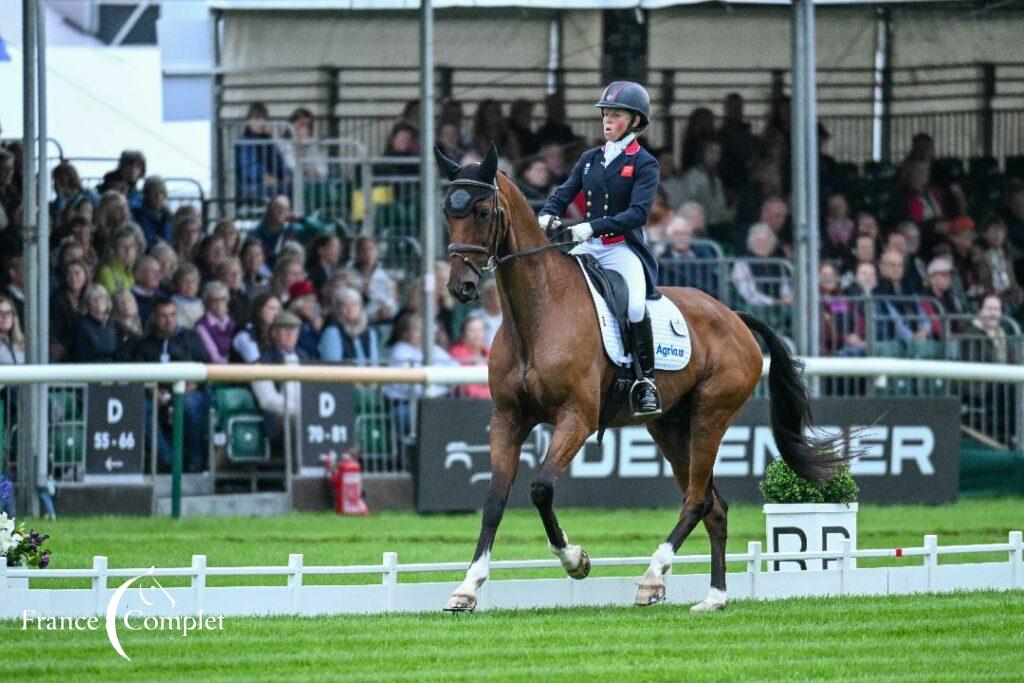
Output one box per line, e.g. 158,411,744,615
86,383,146,475
298,383,356,469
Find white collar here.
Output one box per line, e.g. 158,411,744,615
602,133,635,166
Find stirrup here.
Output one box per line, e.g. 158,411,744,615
629,377,662,416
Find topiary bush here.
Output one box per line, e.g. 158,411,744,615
759,458,859,504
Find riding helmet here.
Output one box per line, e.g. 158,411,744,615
595,81,651,132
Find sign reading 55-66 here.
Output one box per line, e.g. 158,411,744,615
86,384,145,475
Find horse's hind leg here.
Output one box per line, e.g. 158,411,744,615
532,410,594,579
444,410,531,612
691,484,729,612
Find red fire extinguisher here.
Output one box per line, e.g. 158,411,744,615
325,448,369,515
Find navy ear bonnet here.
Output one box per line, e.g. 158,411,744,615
443,164,497,217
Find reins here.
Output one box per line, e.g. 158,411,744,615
446,178,575,276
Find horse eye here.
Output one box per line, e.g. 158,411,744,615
476,207,490,220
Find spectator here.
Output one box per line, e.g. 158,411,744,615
286,280,322,359
382,312,453,435
253,195,299,265
54,200,95,248
975,214,1024,310
400,99,420,126
97,225,138,295
679,139,732,233
472,278,503,347
50,161,97,228
235,102,289,200
657,215,718,294
535,93,577,149
678,201,707,238
240,237,271,295
195,281,236,364
98,150,146,199
131,176,173,248
717,93,756,192
680,107,716,172
319,285,379,365
56,233,97,278
538,144,570,187
730,223,793,306
507,99,538,160
111,289,143,350
94,191,130,257
216,256,252,324
920,256,965,338
946,216,986,302
821,193,856,262
214,218,241,256
2,254,25,322
0,148,20,237
896,159,948,243
844,261,879,298
351,235,397,324
170,263,204,329
231,292,282,363
894,221,927,293
150,242,179,289
306,233,343,293
450,317,491,400
515,157,553,205
269,254,306,303
656,148,687,210
437,121,467,161
761,96,792,184
195,234,228,284
131,297,211,472
379,122,421,176
734,158,783,244
820,263,866,357
999,179,1024,254
282,107,327,182
131,255,164,325
818,124,841,201
0,295,25,366
470,99,509,157
170,205,202,263
966,295,1009,364
50,258,89,361
875,249,928,344
71,284,120,363
251,311,306,444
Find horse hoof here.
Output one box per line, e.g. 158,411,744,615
567,550,591,580
634,583,666,606
442,594,477,612
690,599,727,613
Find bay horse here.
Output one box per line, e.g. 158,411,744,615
437,144,841,612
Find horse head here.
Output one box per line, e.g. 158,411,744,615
436,143,503,303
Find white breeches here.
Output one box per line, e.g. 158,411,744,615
571,239,647,323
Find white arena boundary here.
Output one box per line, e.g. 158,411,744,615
3,533,1021,619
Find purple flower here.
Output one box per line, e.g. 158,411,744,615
38,553,50,569
0,477,12,507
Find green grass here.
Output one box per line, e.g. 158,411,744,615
5,499,1024,680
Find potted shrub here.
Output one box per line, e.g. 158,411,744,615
760,459,858,572
1,477,52,589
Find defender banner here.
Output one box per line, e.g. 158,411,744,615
415,398,960,511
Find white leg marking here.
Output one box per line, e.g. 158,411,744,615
641,542,674,586
690,586,728,613
549,531,583,572
453,551,490,598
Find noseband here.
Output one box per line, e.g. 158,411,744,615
445,178,574,278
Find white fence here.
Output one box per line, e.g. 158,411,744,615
3,532,1021,619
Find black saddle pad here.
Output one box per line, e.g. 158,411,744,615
576,254,631,346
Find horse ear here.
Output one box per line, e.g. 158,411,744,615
433,147,461,180
479,143,498,184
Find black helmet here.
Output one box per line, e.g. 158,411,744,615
595,81,651,132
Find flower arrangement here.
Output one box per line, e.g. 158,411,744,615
0,475,51,569
759,459,859,505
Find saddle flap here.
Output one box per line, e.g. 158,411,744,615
575,254,630,342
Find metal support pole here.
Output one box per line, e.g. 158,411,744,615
660,69,676,155
875,8,893,164
420,0,437,365
791,0,809,358
35,0,51,492
803,0,821,364
18,0,39,518
210,10,224,219
981,63,996,160
171,381,185,519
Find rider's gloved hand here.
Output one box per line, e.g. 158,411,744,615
538,214,560,232
571,222,594,243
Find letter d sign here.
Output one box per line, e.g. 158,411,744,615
319,392,336,418
107,399,124,424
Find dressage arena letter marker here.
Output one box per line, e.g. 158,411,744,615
107,399,123,424
319,392,336,419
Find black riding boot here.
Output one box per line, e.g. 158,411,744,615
629,312,662,417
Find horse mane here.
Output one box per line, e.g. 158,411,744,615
495,172,554,253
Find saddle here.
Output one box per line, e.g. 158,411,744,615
575,254,631,354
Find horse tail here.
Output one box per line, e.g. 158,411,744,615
737,312,844,484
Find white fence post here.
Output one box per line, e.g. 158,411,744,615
92,556,108,615
191,555,207,615
383,551,398,612
0,554,7,594
1010,531,1023,589
747,541,762,599
923,535,938,592
839,539,852,596
288,554,304,614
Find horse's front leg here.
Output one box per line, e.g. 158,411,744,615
532,410,594,579
443,410,530,612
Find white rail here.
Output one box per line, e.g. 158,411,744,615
3,532,1021,618
0,356,1023,386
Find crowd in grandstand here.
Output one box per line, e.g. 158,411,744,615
1,90,1023,469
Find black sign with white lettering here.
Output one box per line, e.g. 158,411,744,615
85,383,146,475
298,383,356,468
415,397,960,511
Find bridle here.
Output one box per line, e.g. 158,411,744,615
445,177,575,278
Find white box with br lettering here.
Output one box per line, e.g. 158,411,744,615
764,503,858,572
